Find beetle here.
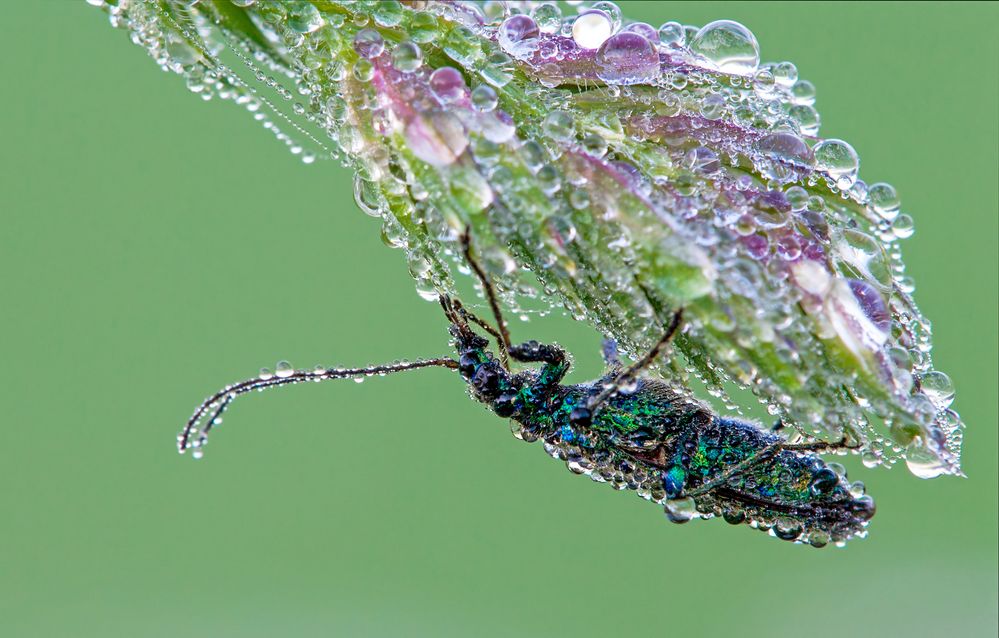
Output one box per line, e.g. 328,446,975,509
179,231,874,547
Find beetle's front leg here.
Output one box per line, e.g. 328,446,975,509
509,340,570,388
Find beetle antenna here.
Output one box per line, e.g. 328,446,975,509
179,358,459,457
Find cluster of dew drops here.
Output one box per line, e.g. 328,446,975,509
97,0,962,478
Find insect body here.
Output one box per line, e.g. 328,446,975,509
180,234,874,547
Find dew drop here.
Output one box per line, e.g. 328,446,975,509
868,182,901,221
891,214,914,239
392,41,423,73
905,439,949,479
689,20,760,75
595,32,661,85
919,371,955,409
287,1,324,34
572,10,613,50
657,21,685,48
498,15,540,59
664,497,698,523
813,139,859,189
755,132,813,166
430,67,467,103
353,28,384,59
471,85,498,112
275,360,294,378
531,2,562,34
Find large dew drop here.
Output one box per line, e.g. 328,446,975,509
813,139,860,189
595,32,661,85
689,20,760,75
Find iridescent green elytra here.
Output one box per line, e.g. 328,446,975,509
180,234,874,548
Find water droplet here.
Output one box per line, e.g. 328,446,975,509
353,28,384,59
789,104,820,136
429,67,467,103
275,360,294,378
891,214,914,239
531,2,562,34
623,22,659,43
259,368,273,380
919,371,955,409
905,438,949,479
689,20,760,75
595,32,661,85
813,139,859,189
572,10,613,50
471,84,498,112
657,21,685,48
664,497,698,523
408,12,438,43
755,132,813,166
287,1,324,34
699,93,725,120
791,80,816,105
868,182,901,221
772,61,798,87
392,41,423,73
352,58,375,82
490,19,534,59
542,111,575,142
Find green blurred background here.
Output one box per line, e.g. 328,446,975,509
2,2,996,636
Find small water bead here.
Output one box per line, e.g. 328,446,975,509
430,67,467,103
352,58,375,82
788,104,820,136
891,214,914,239
772,61,798,87
392,41,423,73
543,111,575,142
664,496,698,523
498,15,540,59
905,438,949,479
258,367,273,381
353,29,384,59
919,371,955,409
791,79,816,105
744,233,770,260
531,3,562,34
686,146,720,173
699,93,726,120
406,11,437,43
657,21,685,48
471,84,498,112
753,69,776,97
868,182,901,220
572,10,613,50
755,132,814,166
286,1,324,34
372,0,404,27
595,32,661,85
623,22,659,42
813,139,859,189
775,235,802,261
785,185,808,211
581,132,608,157
689,20,760,75
275,360,294,378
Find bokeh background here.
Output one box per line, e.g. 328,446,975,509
2,2,996,636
